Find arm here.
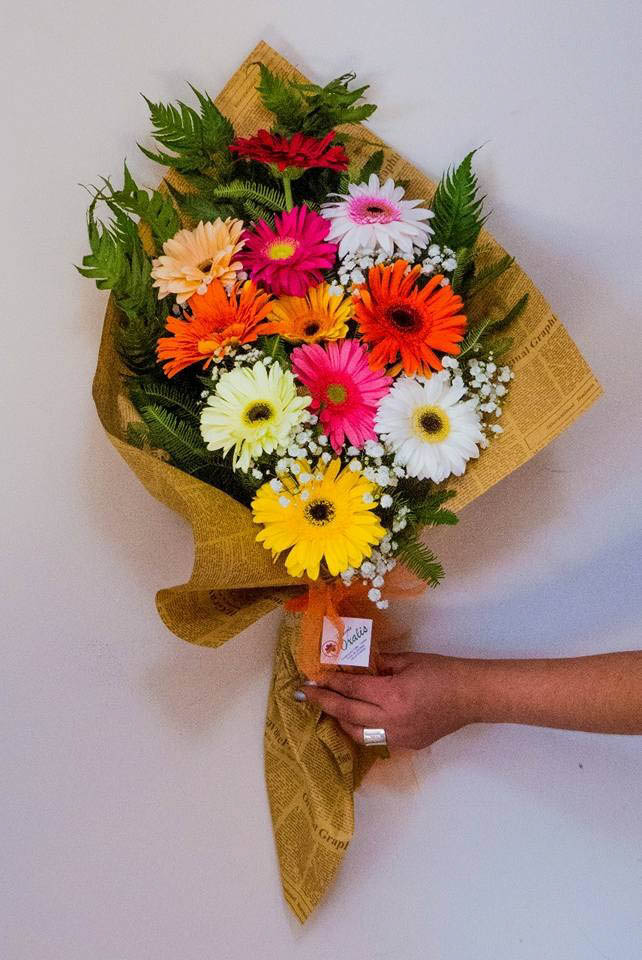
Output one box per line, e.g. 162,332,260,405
298,651,642,750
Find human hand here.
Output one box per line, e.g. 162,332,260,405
297,651,475,750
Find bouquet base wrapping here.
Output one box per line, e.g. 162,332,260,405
266,613,386,923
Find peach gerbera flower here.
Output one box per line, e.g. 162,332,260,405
156,279,273,377
261,283,353,343
353,260,468,376
151,219,245,304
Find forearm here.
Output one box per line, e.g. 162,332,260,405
457,651,642,734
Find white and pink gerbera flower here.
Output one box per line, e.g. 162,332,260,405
321,174,434,259
292,340,391,453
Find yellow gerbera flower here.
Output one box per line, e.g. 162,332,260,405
261,283,353,343
252,458,386,579
151,219,245,304
200,361,309,471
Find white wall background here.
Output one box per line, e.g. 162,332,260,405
3,2,641,958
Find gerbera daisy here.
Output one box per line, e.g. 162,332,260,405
156,280,273,377
229,129,349,174
151,219,245,304
375,374,483,482
241,206,337,297
252,458,386,579
321,174,434,258
353,260,467,376
261,283,352,343
200,361,309,471
292,341,391,453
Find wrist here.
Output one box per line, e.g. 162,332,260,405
449,657,509,726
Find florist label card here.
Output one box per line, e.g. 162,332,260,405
320,617,372,667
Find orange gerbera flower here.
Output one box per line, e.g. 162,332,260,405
156,279,273,377
353,260,468,376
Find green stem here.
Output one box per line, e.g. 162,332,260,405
282,175,293,211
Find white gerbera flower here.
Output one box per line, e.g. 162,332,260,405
375,375,483,482
200,361,310,471
321,174,434,259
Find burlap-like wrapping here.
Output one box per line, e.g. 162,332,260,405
91,42,601,921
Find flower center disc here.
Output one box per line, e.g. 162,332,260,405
305,498,336,525
325,383,347,405
266,239,297,260
245,401,274,424
303,321,320,337
352,196,398,224
389,306,421,333
197,258,213,273
413,405,451,443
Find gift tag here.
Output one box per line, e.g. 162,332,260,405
320,617,372,667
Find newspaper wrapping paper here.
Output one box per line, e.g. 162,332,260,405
91,41,602,921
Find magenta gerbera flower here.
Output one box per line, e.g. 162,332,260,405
241,206,337,297
292,340,392,453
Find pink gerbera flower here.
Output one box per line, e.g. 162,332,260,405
241,206,337,296
292,340,392,453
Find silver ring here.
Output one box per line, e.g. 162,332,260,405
363,727,387,747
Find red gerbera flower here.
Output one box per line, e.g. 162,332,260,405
229,129,349,173
241,205,338,297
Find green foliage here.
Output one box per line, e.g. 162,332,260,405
409,489,459,529
137,404,209,474
396,533,445,588
468,253,515,298
484,335,513,360
98,163,180,249
77,187,168,372
255,64,307,134
126,421,149,449
255,64,376,137
431,150,486,251
257,335,290,368
357,148,384,183
450,246,474,295
128,378,201,427
169,178,287,224
139,84,234,173
459,293,528,359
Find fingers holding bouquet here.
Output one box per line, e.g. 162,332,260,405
297,652,472,750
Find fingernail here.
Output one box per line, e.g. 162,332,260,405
303,680,318,687
293,690,307,702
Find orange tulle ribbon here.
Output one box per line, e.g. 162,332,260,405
285,567,427,683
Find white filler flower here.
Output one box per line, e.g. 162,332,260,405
321,174,434,258
375,374,483,482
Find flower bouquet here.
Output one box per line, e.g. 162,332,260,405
81,43,601,921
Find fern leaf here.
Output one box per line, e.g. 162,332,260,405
141,87,234,173
126,421,149,449
468,253,515,297
203,180,288,212
138,404,209,474
459,293,528,359
431,150,486,251
255,63,306,134
104,163,180,248
129,378,201,426
357,148,384,183
397,535,445,588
